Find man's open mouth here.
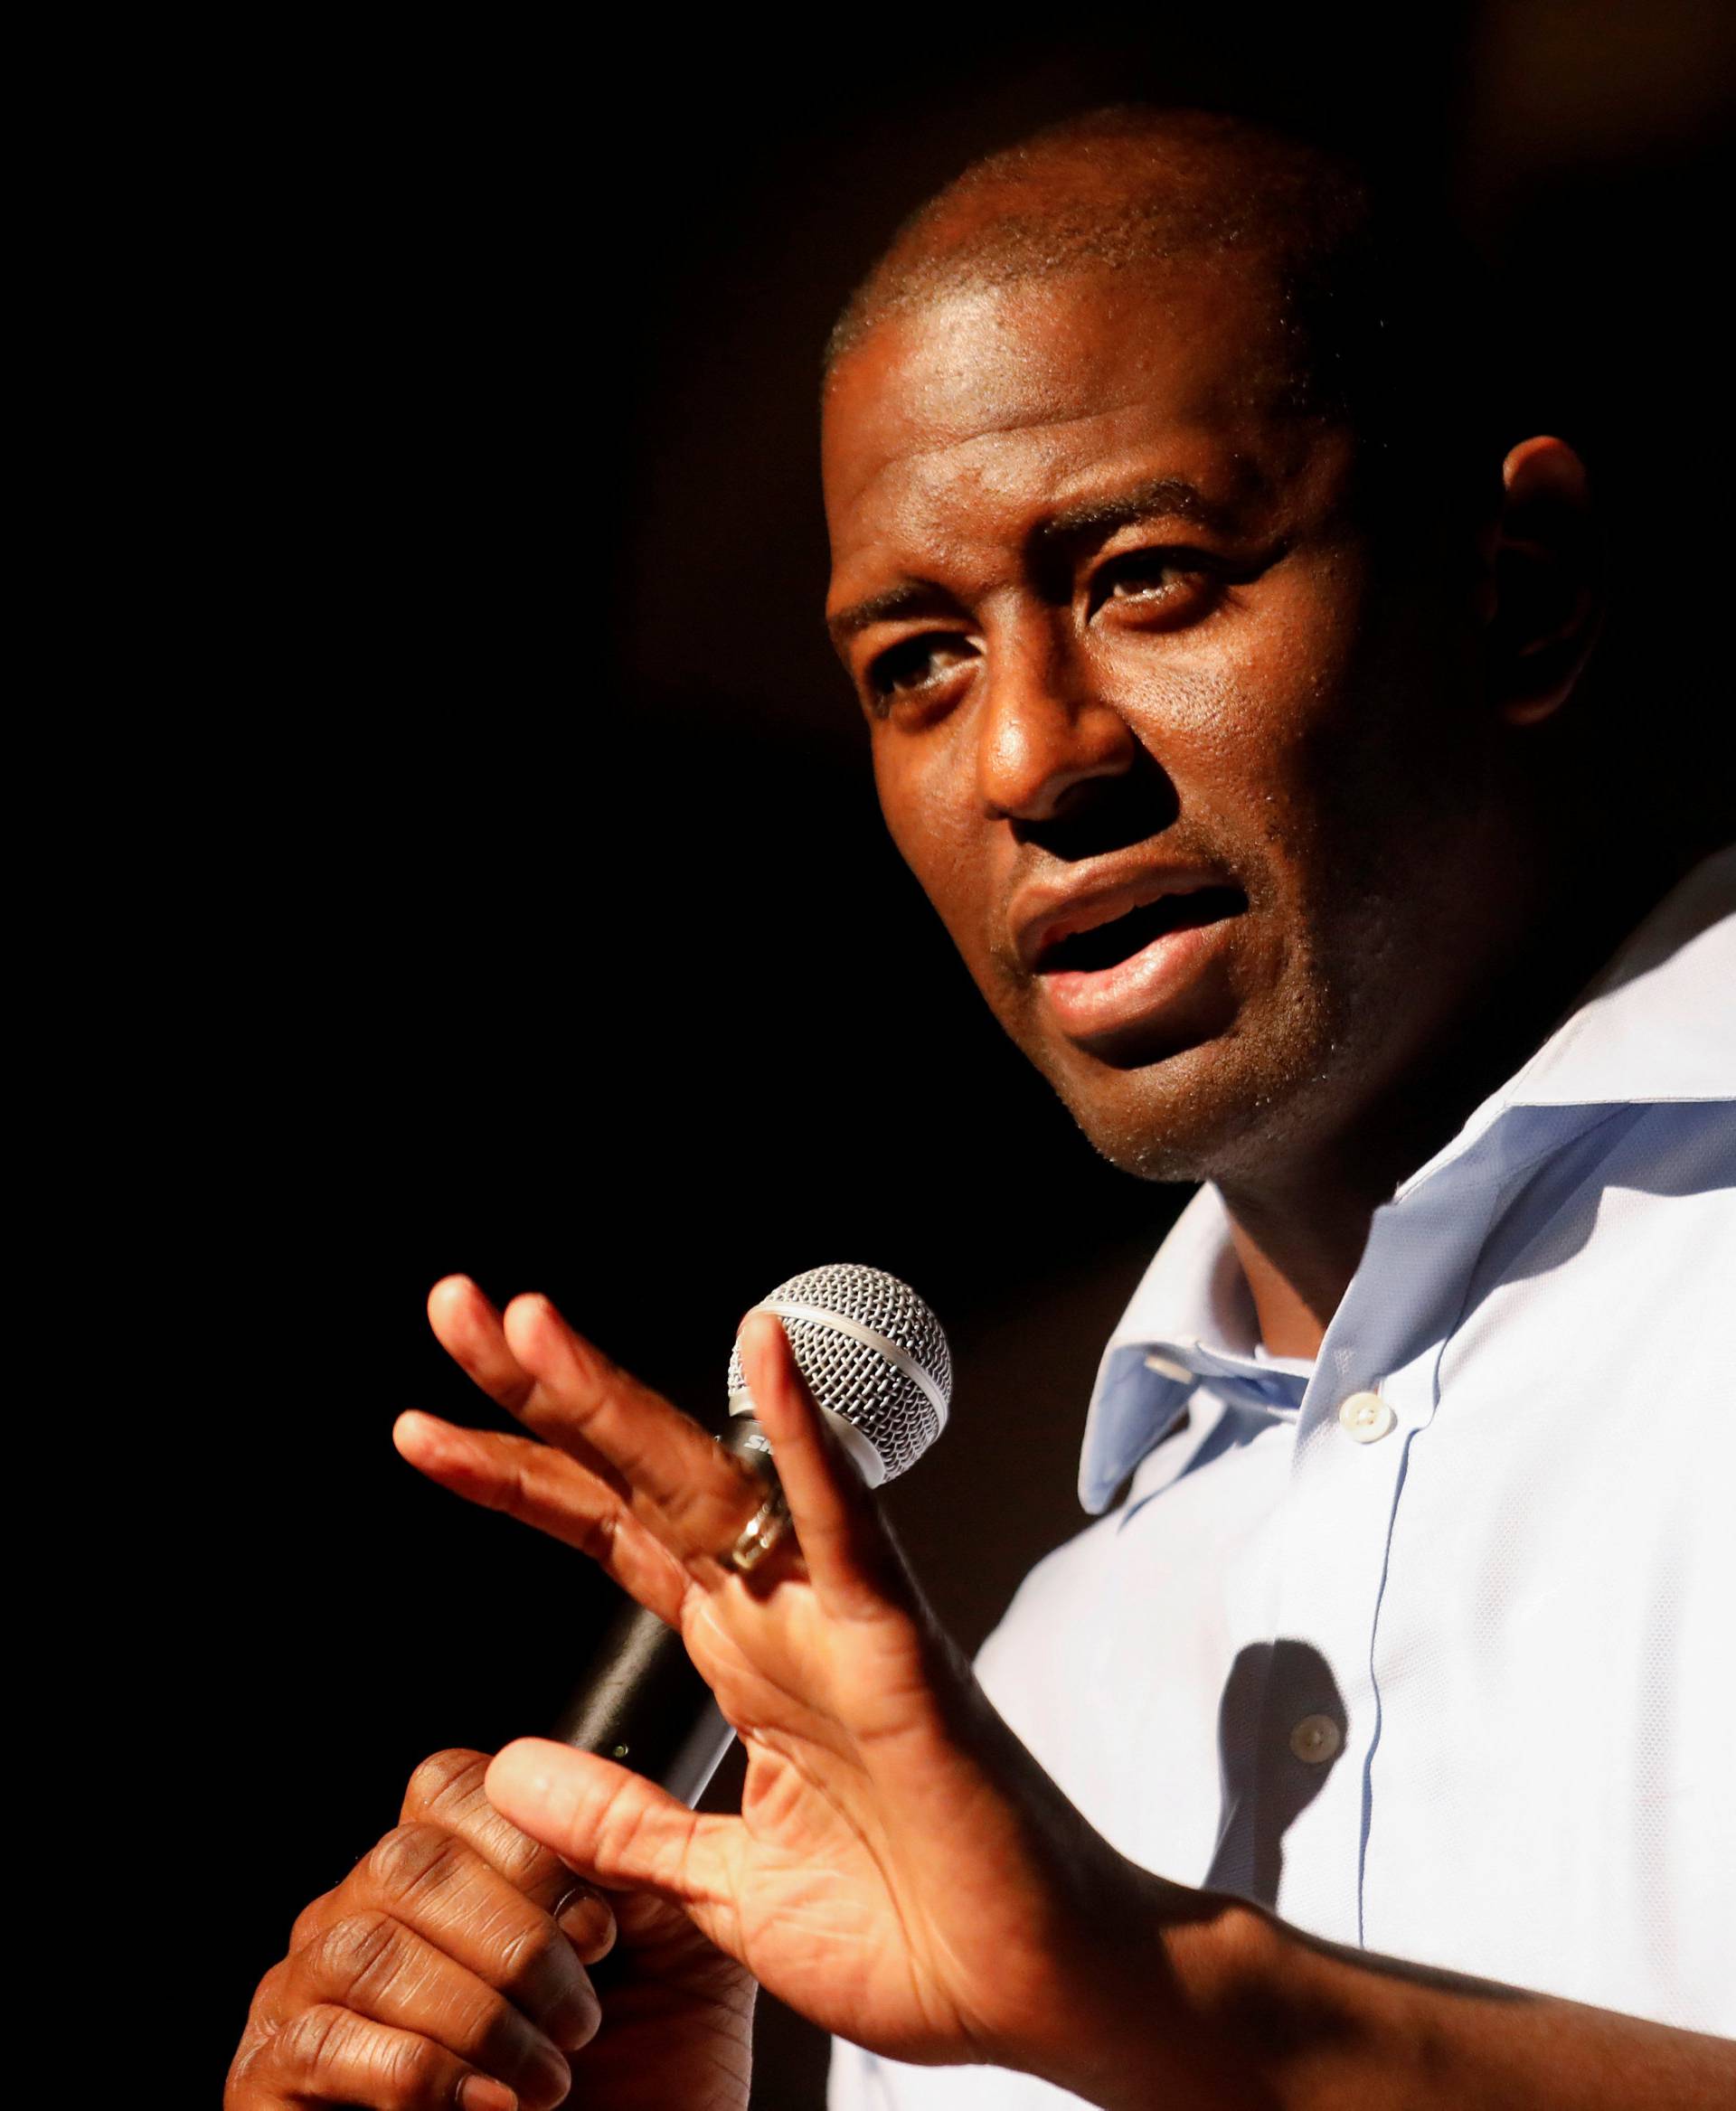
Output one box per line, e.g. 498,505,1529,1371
1037,885,1247,975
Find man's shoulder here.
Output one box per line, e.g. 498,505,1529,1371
971,1507,1126,1703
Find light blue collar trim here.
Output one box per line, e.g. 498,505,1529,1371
1078,846,1736,1513
1398,846,1734,1198
1079,1186,1287,1512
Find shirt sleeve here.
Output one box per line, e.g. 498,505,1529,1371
827,2037,898,2109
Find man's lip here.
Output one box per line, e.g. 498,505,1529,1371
1012,866,1237,975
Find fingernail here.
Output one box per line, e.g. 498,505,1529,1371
526,2044,572,2105
459,2078,516,2111
556,1885,616,1962
549,1982,602,2050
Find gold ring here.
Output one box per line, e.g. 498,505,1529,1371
722,1485,792,1575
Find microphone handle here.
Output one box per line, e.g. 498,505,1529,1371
548,1417,772,1807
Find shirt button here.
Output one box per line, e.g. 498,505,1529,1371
1337,1390,1394,1444
1289,1713,1343,1765
1144,1352,1193,1382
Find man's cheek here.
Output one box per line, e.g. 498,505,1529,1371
874,757,982,909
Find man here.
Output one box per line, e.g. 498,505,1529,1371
227,109,1734,2108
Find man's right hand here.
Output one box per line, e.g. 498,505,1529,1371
225,1748,613,2111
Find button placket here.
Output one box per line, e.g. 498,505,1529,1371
1263,1183,1493,1942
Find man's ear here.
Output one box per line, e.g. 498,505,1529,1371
1486,435,1602,726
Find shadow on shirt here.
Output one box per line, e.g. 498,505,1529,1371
1203,1651,1542,2009
1205,1638,1345,1909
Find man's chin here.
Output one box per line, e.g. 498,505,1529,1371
1036,1025,1323,1186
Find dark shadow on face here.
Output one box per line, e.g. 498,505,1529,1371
1204,1638,1347,1909
1012,741,1182,863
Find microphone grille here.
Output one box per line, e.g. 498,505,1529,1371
727,1263,951,1482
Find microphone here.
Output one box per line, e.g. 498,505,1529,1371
550,1264,951,1805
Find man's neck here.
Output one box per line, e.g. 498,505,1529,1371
1214,846,1694,1360
1221,1191,1373,1360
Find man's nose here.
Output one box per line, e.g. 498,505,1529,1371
976,631,1137,824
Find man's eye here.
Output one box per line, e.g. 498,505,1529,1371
868,636,976,707
1089,550,1216,616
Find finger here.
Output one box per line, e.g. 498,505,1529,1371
392,1411,690,1629
278,1912,575,2108
397,1749,617,1965
338,1821,601,2048
496,1290,769,1567
250,2001,528,2110
426,1274,539,1420
426,1277,627,1502
294,1768,616,1987
429,1277,763,1572
486,1739,736,1941
739,1310,908,1619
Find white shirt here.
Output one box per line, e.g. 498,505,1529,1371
831,848,1736,2108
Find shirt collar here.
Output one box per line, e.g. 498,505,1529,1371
1395,843,1735,1197
1079,1184,1305,1513
1078,845,1736,1513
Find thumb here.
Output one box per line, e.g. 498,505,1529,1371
486,1739,732,1914
739,1308,913,1620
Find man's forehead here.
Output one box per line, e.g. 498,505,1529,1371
829,263,1277,434
822,264,1301,560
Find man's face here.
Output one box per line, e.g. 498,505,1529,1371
823,260,1520,1184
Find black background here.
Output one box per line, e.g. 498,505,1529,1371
154,10,1735,2106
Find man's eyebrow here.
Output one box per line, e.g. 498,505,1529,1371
826,477,1239,646
1035,475,1237,548
826,582,960,646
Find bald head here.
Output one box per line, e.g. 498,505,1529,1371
826,108,1501,507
